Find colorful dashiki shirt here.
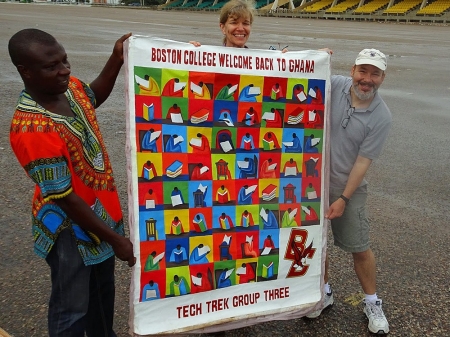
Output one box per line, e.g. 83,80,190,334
9,77,124,266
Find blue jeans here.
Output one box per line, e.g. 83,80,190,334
45,228,117,337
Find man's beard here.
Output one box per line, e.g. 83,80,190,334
352,81,378,101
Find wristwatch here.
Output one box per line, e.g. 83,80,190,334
339,194,350,205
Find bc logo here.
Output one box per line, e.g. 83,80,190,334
284,228,316,278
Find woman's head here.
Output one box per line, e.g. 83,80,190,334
219,0,255,48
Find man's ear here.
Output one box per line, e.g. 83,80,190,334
17,65,30,79
350,64,356,77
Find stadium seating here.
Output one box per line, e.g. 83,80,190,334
299,0,333,13
326,0,359,13
208,0,227,10
196,0,214,9
417,0,450,15
353,0,390,14
256,0,271,9
179,0,199,9
161,0,184,10
383,0,422,14
158,0,450,23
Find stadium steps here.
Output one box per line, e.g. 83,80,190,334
383,0,422,15
178,0,199,9
294,0,333,13
195,0,214,10
207,0,227,10
417,0,450,15
353,0,390,14
326,0,360,13
160,0,184,10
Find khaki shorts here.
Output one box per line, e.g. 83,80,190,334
329,188,370,253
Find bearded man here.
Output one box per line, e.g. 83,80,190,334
307,49,391,336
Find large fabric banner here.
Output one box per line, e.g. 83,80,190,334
125,36,330,336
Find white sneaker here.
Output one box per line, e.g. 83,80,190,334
306,290,334,318
363,299,389,334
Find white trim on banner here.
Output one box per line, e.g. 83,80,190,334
125,35,331,336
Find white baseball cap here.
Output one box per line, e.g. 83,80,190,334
355,49,387,71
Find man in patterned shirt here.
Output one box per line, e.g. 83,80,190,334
8,28,135,336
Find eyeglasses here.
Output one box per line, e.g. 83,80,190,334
341,107,355,129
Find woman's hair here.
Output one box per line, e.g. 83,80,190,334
220,0,256,25
220,0,256,44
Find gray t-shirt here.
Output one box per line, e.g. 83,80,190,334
329,75,392,191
